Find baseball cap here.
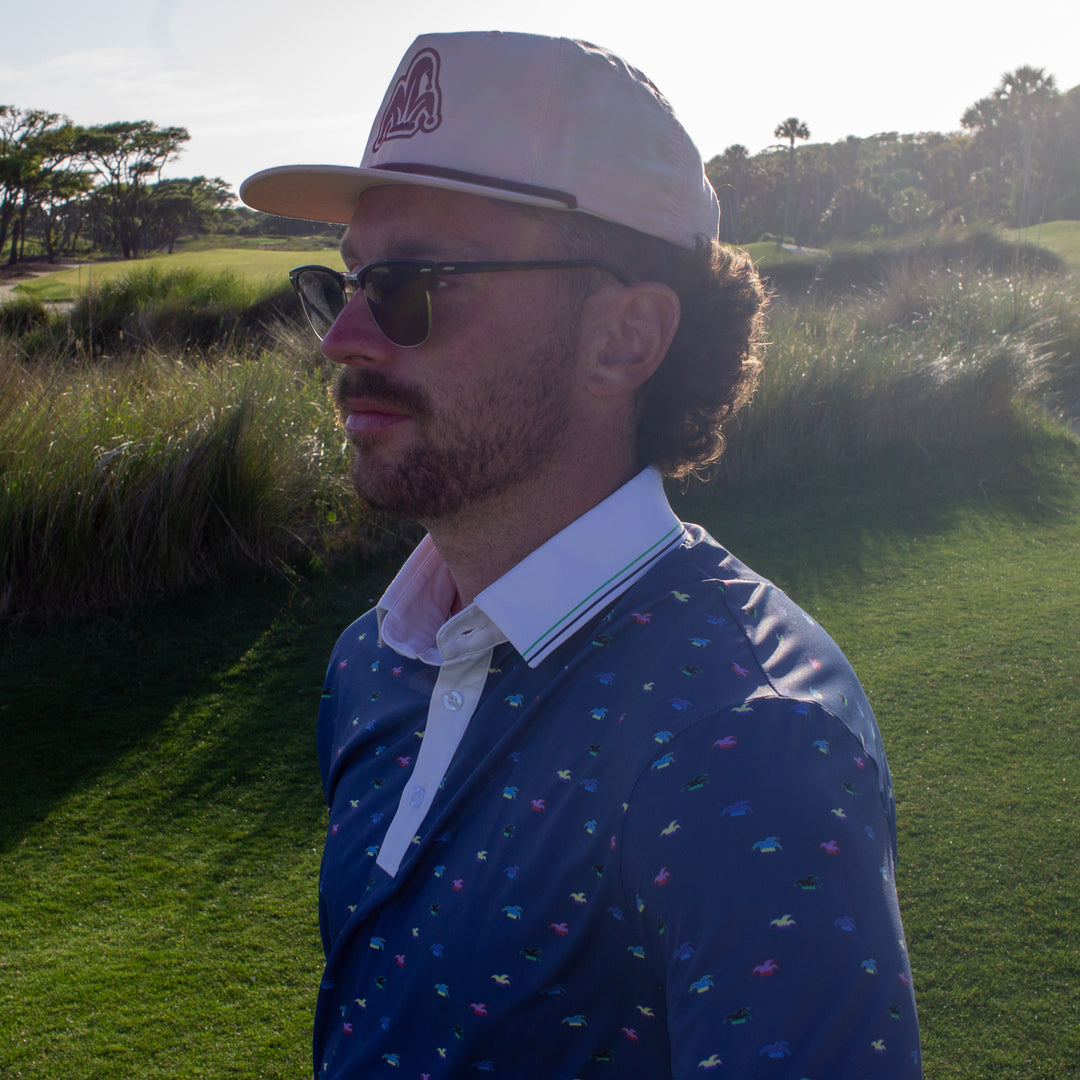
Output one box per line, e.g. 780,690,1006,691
239,30,719,249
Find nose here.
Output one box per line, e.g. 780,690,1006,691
319,290,393,367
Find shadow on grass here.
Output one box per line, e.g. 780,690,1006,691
0,553,402,855
671,421,1080,604
3,422,1077,855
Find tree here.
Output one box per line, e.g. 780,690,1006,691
142,176,234,253
1044,84,1080,220
821,135,863,237
8,121,88,264
960,94,1006,218
33,166,95,261
774,117,810,244
708,144,750,244
0,106,85,262
997,65,1058,227
962,68,1061,227
0,106,39,255
75,120,190,258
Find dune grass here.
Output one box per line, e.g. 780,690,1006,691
3,254,1078,628
716,262,1080,488
0,329,410,626
13,248,336,304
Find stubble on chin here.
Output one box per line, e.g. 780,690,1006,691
333,307,580,524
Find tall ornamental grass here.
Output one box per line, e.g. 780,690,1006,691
0,332,396,626
15,265,295,359
716,263,1080,486
759,227,1065,298
1,254,1077,625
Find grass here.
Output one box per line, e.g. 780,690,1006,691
2,427,1078,1078
1017,220,1080,269
679,425,1080,1079
0,334,407,625
12,248,337,304
0,569,367,1078
740,240,824,266
172,233,342,254
10,224,1076,307
2,237,1080,1076
752,228,1066,301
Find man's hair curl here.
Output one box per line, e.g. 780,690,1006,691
549,213,768,479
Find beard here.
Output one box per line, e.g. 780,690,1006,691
332,320,578,525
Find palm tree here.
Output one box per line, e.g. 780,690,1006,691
774,117,810,245
997,66,1058,227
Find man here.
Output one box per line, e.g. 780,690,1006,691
241,31,921,1078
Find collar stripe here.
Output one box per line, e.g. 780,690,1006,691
521,524,686,665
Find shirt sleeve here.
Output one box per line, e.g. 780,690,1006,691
618,696,922,1077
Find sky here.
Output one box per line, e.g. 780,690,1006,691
2,0,1078,200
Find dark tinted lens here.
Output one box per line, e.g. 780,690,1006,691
296,269,345,339
362,264,432,347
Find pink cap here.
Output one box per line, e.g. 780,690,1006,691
240,31,719,248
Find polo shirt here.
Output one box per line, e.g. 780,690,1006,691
314,470,922,1078
371,469,687,876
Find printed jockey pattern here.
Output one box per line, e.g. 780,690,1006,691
315,527,922,1078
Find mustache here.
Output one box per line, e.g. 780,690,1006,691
332,369,431,420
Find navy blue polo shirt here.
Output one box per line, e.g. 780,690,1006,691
314,471,922,1078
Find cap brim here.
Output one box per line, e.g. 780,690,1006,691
239,164,570,225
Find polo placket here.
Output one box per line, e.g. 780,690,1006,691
375,608,507,876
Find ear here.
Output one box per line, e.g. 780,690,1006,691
584,282,680,399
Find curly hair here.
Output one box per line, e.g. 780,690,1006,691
541,211,768,479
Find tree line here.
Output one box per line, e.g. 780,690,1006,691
3,64,1078,265
0,110,235,264
709,65,1078,246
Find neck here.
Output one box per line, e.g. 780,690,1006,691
423,459,639,610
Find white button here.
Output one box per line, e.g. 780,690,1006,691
443,690,464,711
408,786,425,808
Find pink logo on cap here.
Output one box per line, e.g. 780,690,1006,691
372,48,443,152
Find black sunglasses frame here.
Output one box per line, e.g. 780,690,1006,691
289,259,633,347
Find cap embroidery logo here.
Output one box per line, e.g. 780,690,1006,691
372,48,442,152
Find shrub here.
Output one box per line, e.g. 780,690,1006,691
0,293,50,336
64,266,293,355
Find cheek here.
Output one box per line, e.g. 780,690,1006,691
424,280,579,408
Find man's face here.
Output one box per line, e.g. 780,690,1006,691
322,186,586,525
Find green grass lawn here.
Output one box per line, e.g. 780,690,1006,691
2,237,1078,1076
12,221,1077,305
2,426,1079,1078
1017,220,1080,269
739,240,824,267
677,434,1080,1079
14,248,338,303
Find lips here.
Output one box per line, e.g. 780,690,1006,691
342,398,412,434
333,372,429,436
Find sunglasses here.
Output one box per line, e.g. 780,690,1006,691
289,259,632,348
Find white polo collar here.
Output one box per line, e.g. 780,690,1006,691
376,467,686,668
